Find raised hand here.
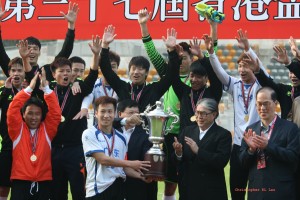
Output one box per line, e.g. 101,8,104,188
39,67,48,88
60,1,79,29
189,37,203,59
203,34,214,54
289,36,300,60
126,114,142,127
184,136,199,154
138,8,151,25
29,72,40,90
0,2,7,20
173,137,183,156
272,45,290,65
235,29,250,51
17,40,32,59
102,25,117,48
241,53,260,73
89,35,102,55
162,28,177,51
4,76,12,88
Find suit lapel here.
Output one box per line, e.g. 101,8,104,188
198,123,215,146
268,116,281,142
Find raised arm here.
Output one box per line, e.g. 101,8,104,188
79,35,101,96
18,40,33,73
204,34,230,85
236,29,268,76
139,8,167,77
0,7,10,77
41,68,61,140
100,25,129,100
55,2,78,59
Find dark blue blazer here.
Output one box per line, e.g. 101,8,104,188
239,117,300,200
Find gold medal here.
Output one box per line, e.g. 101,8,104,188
61,116,65,122
30,154,37,162
244,115,249,122
190,116,196,122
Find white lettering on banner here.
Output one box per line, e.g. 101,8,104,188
1,0,300,22
192,0,225,21
42,0,68,4
90,0,96,21
275,0,300,19
113,0,138,20
38,0,68,20
2,0,35,22
233,0,272,21
152,0,188,21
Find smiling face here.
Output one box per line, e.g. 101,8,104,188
180,51,192,75
28,44,41,66
95,103,115,129
190,72,207,91
23,104,42,129
195,104,216,130
52,65,72,86
129,65,147,85
256,89,276,124
9,63,25,89
289,71,300,87
238,62,255,84
71,62,85,81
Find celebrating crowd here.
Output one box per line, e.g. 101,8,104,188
0,2,300,200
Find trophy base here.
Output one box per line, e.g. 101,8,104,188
143,151,166,180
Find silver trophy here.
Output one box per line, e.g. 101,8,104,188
141,101,179,179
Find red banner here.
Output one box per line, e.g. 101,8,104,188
0,0,299,40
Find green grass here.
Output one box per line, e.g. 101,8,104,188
68,164,231,200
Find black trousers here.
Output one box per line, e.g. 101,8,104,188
230,144,249,200
10,180,51,200
86,178,124,200
51,145,85,200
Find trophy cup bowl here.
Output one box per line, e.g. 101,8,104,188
141,101,179,179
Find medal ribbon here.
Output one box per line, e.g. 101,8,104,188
131,83,145,103
102,79,115,97
30,128,39,154
101,128,115,157
54,86,71,113
291,87,295,101
241,81,255,114
190,88,206,112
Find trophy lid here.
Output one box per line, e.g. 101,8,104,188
146,101,168,117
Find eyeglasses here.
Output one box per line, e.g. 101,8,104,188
256,101,274,108
195,111,213,117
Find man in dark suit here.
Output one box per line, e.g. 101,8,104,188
117,99,158,200
173,98,232,200
240,87,300,200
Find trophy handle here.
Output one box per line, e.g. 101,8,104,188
139,113,150,133
164,113,179,135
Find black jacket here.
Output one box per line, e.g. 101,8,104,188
99,48,177,112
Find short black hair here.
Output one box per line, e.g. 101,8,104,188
117,99,139,113
21,97,47,122
8,57,23,71
50,57,72,73
24,36,41,50
95,96,117,112
179,42,192,57
109,51,121,66
256,87,278,101
128,56,150,72
190,60,207,76
69,56,86,68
